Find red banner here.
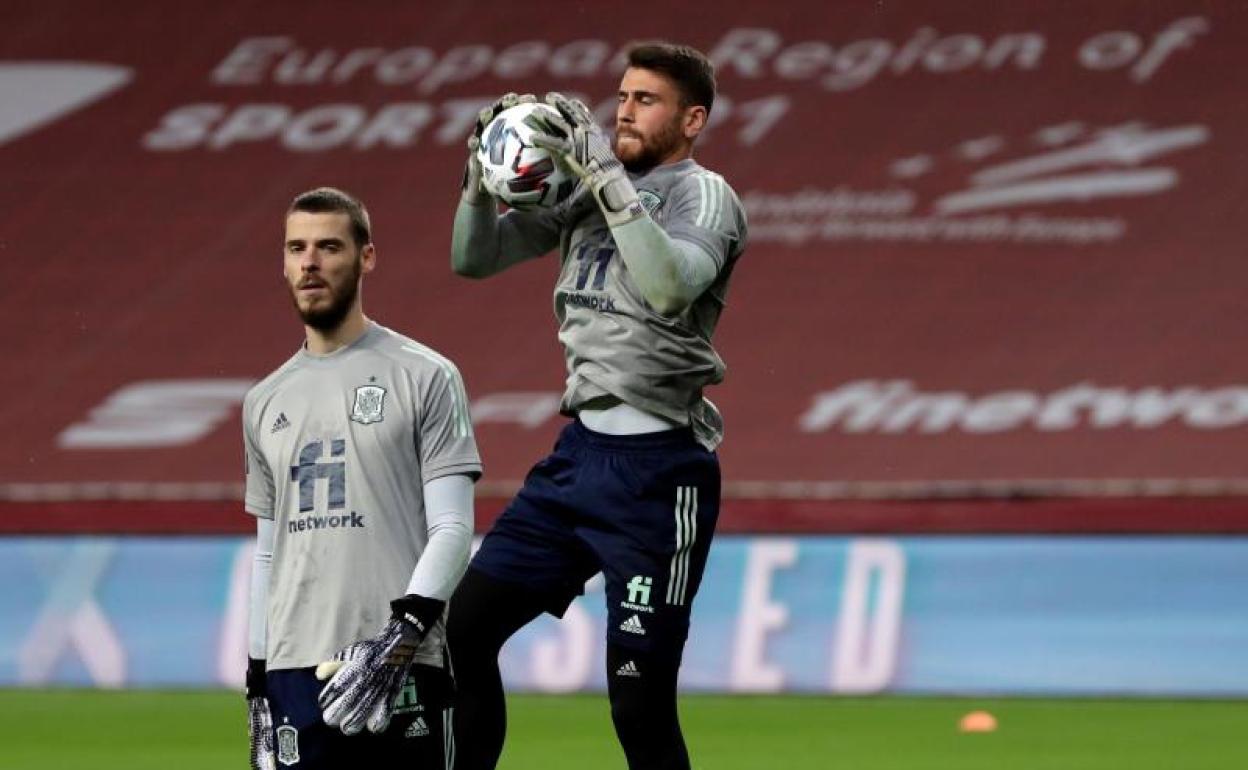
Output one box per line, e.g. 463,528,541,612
3,0,1246,505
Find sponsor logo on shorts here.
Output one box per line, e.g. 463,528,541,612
619,614,646,635
626,575,653,605
615,660,641,678
405,717,430,738
622,574,656,614
276,722,300,766
392,676,424,715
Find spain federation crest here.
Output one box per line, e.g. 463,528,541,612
638,189,663,216
350,384,387,424
276,723,300,766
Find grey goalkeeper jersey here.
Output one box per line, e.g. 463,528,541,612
500,158,747,449
242,322,481,671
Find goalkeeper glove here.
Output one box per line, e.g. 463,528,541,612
316,593,444,736
530,92,644,228
245,657,276,770
462,92,537,206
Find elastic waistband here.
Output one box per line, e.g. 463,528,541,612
567,417,696,452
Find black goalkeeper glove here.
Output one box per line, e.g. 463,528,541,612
316,594,445,736
245,657,276,770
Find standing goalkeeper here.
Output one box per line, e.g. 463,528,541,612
243,187,481,768
449,42,747,770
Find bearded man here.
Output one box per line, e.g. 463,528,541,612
242,187,481,769
447,41,748,770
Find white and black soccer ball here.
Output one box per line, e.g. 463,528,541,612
476,103,576,209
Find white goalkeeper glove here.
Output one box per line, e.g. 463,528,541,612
530,92,644,228
462,92,537,206
245,657,276,770
316,593,444,736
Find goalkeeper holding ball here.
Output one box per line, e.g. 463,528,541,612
449,42,747,770
242,187,481,768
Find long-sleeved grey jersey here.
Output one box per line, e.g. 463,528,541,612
498,158,747,449
242,322,481,670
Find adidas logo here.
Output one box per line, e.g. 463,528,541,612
619,614,646,635
270,413,291,433
405,717,429,738
615,660,641,678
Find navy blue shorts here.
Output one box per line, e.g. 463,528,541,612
265,664,451,768
471,419,720,657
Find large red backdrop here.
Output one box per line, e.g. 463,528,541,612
3,1,1245,530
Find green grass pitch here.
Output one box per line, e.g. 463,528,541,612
0,690,1243,769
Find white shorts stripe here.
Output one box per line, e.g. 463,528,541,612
444,706,454,770
667,486,698,605
681,487,698,604
667,487,685,604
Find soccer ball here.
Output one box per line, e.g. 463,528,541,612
476,103,576,209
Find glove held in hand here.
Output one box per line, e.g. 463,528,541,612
317,594,445,736
245,659,275,770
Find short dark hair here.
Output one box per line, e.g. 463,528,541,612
626,42,717,115
288,187,372,247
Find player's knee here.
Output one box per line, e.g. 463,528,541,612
447,568,544,654
448,569,502,633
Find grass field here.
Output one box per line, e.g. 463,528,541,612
1,690,1244,769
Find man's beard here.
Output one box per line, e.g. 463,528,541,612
614,114,684,173
290,259,361,332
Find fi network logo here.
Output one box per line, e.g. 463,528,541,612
626,575,652,606
0,63,132,146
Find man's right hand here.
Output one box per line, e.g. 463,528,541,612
462,92,536,205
